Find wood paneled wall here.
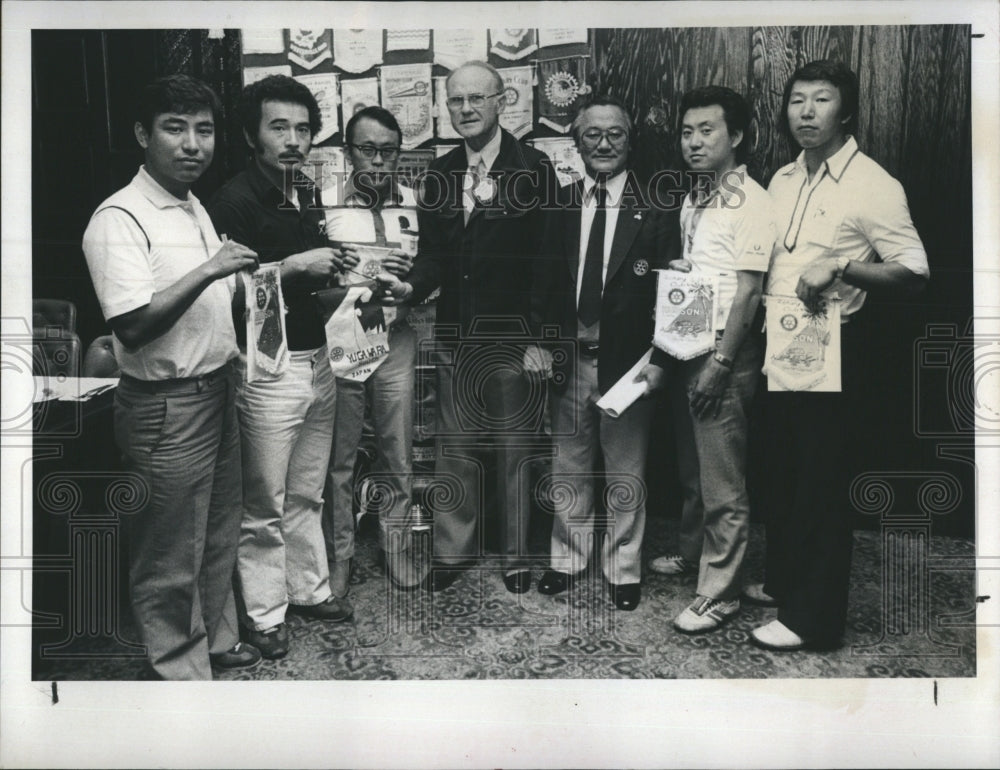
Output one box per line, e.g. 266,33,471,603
595,26,972,270
597,26,974,535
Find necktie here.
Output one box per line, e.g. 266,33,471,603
464,158,486,224
578,183,607,327
371,206,388,246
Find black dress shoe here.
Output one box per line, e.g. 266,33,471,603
422,563,470,592
503,570,532,594
608,582,641,611
210,641,262,670
288,595,353,622
537,570,572,595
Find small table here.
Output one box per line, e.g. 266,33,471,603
31,377,144,667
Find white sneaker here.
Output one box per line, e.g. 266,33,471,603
742,582,779,607
750,619,807,651
649,554,696,576
673,595,740,634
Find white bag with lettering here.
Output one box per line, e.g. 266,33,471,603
314,285,393,383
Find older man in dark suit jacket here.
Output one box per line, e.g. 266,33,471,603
380,61,560,594
527,95,678,611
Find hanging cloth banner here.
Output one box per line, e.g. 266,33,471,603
537,55,592,133
309,145,347,199
499,65,533,139
243,64,293,87
764,294,842,392
489,28,538,60
529,137,585,187
386,29,430,52
380,63,433,149
434,76,461,140
241,29,285,55
538,28,588,48
433,29,488,69
295,73,340,143
340,77,380,124
333,29,383,73
653,269,719,361
288,29,333,70
315,285,392,383
242,265,289,382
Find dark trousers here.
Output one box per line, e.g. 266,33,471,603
760,321,861,643
432,355,542,568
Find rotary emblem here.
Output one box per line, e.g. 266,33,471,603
633,259,649,276
363,260,384,279
668,288,685,305
780,314,798,332
545,71,580,108
330,346,345,362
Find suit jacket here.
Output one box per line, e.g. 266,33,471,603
408,129,560,339
534,172,680,394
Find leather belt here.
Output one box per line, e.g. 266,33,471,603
118,361,232,395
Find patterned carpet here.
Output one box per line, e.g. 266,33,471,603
33,514,976,681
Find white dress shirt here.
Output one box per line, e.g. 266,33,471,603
576,169,628,305
767,136,929,317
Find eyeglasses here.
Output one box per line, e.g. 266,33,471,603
348,144,401,160
580,128,629,148
446,92,504,110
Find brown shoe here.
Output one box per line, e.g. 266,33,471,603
289,595,353,622
246,624,289,659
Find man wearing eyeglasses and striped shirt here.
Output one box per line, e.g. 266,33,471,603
320,106,423,594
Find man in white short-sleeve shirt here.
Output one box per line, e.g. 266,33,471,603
749,60,929,653
647,86,776,635
81,75,260,679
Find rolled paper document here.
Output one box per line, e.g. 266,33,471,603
596,347,653,418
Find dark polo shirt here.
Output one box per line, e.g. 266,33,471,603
207,160,328,350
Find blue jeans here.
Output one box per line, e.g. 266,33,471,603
671,333,762,600
326,321,417,560
235,348,336,631
114,363,242,680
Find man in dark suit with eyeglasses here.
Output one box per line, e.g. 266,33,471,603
380,60,560,595
528,95,678,611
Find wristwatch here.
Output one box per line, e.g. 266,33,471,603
835,255,851,279
712,351,733,369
